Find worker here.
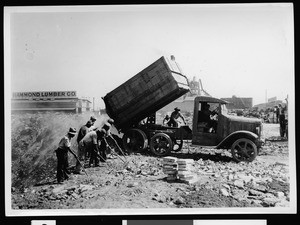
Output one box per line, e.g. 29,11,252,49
55,127,77,184
90,116,97,131
162,115,170,126
278,102,287,137
77,120,93,144
90,129,107,166
77,120,93,160
167,107,186,127
98,118,114,161
98,128,108,162
75,128,101,171
274,106,279,123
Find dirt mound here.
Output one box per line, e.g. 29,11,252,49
11,112,108,191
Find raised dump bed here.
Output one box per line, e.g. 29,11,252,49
103,56,190,131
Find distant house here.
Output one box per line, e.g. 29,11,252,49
76,98,92,113
220,95,253,110
11,91,91,113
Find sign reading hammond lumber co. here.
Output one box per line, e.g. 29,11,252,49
12,91,77,100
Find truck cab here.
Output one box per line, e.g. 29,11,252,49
192,96,264,162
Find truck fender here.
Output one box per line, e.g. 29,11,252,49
216,130,259,149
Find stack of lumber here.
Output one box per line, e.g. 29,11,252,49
162,157,178,181
177,159,198,184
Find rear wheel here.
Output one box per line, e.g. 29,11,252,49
122,129,148,153
231,138,257,162
150,133,173,156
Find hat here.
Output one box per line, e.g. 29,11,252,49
174,107,180,111
86,120,93,126
90,116,96,122
68,127,77,136
107,118,114,124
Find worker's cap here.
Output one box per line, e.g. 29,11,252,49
68,127,77,136
174,107,180,111
90,116,97,122
107,118,114,125
86,120,93,126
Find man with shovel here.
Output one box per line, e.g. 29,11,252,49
75,128,108,172
55,127,77,184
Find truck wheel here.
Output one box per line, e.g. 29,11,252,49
173,138,183,151
122,129,148,153
231,138,257,162
150,133,173,156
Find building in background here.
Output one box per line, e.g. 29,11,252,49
220,95,253,110
76,97,92,113
11,91,91,113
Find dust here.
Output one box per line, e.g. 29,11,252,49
11,112,108,190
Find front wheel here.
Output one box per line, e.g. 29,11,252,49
150,133,173,156
231,138,257,162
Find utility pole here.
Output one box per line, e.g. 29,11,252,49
93,97,95,112
265,89,268,109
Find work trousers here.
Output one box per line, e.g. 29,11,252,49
89,146,100,166
56,149,69,182
75,141,86,173
279,114,286,137
99,139,107,162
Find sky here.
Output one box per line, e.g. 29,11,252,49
5,3,294,110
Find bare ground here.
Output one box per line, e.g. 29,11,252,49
11,122,291,210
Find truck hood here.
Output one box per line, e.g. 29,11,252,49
225,114,262,124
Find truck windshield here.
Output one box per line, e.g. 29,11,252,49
221,104,228,114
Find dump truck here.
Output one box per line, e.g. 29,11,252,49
103,56,264,162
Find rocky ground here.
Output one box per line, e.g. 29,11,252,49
11,122,291,210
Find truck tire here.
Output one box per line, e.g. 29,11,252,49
231,138,257,162
122,129,148,153
150,133,173,156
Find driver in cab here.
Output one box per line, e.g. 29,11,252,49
199,102,218,133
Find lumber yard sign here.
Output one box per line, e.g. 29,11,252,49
12,91,77,100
